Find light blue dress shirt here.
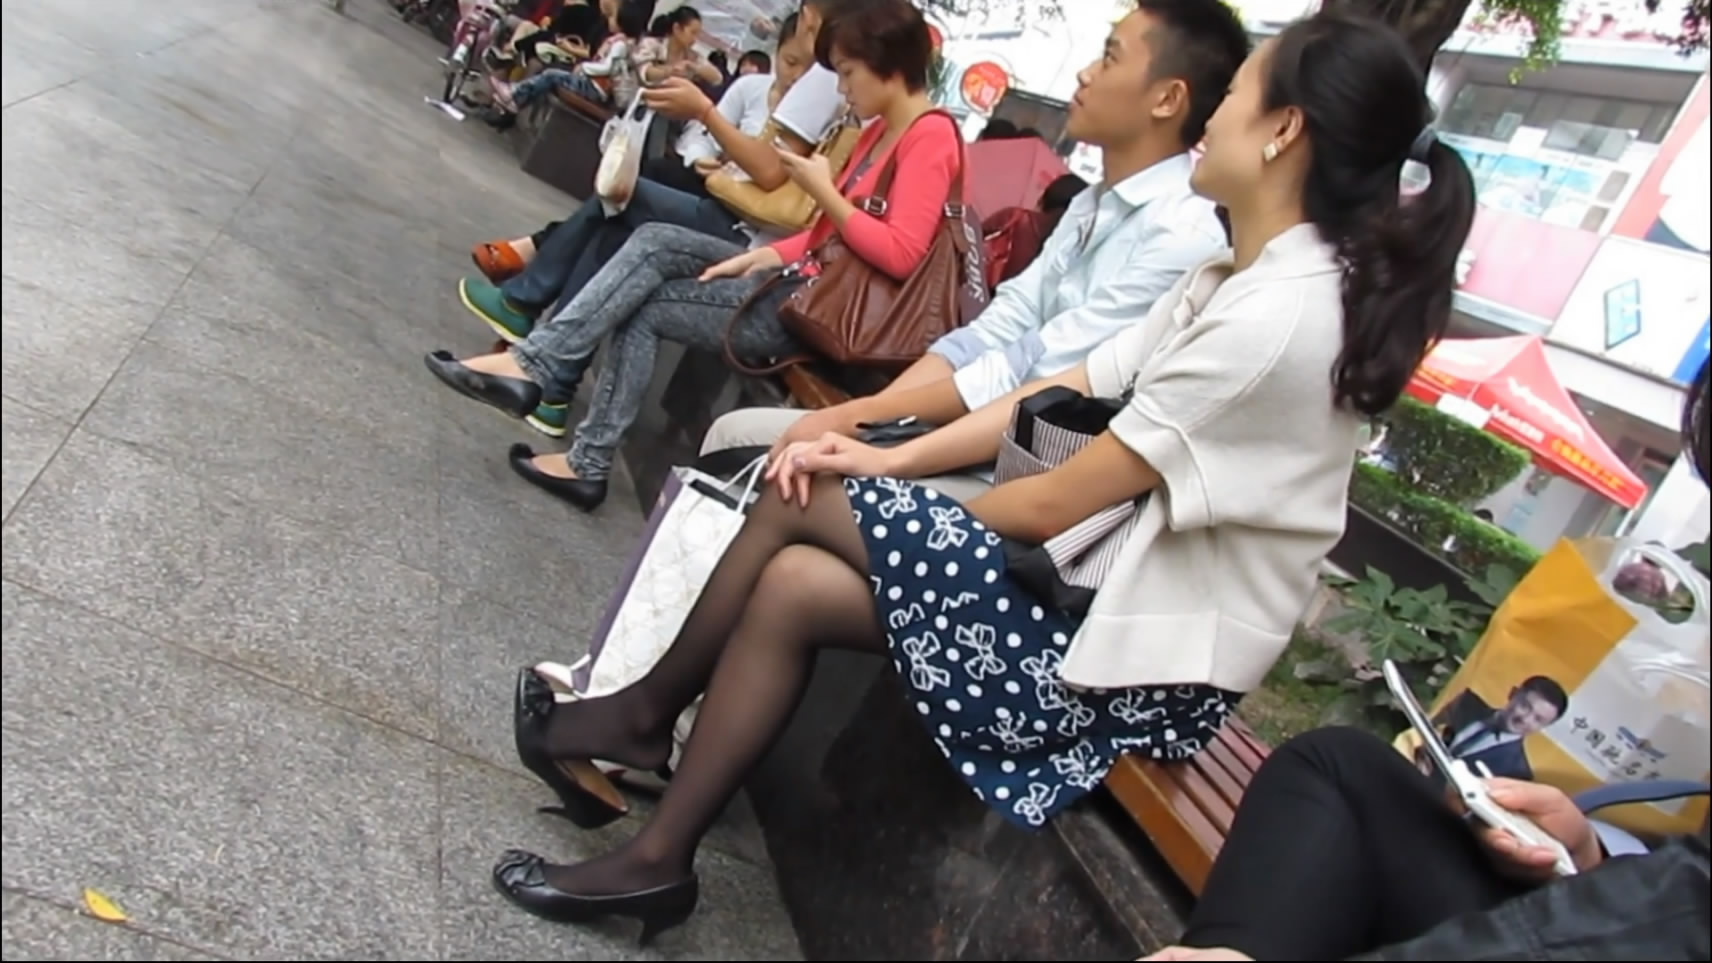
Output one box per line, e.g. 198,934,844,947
930,152,1228,410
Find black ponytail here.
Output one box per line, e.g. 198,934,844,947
649,4,700,38
1332,136,1476,415
1266,12,1478,417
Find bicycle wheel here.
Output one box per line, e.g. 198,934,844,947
441,64,465,104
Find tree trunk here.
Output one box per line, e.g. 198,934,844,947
1319,0,1477,72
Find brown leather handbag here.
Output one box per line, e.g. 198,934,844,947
778,110,988,369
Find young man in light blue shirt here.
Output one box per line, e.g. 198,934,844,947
703,0,1251,499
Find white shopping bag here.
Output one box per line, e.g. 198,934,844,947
534,457,765,779
594,95,651,210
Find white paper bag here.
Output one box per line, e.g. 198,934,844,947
594,96,651,210
534,458,765,776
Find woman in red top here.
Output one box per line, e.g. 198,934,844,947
425,0,962,514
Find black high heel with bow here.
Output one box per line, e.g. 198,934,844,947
512,668,628,829
491,849,699,946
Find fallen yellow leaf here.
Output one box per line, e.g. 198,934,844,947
81,887,127,923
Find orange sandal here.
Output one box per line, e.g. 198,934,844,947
471,240,526,284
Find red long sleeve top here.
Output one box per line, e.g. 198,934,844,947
769,112,963,282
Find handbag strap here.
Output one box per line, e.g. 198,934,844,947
859,108,966,213
808,109,976,278
719,274,816,376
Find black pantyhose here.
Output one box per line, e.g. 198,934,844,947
538,475,886,894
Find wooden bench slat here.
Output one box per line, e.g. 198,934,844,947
781,366,850,410
1105,754,1226,895
1195,735,1255,794
1158,755,1236,845
1224,719,1271,768
552,88,613,122
1188,742,1250,829
1103,721,1272,897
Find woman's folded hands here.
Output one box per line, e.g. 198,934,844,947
767,433,900,506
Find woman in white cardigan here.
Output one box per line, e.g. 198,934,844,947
493,5,1478,943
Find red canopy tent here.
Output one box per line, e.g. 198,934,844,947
1405,335,1649,508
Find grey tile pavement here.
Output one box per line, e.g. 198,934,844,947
0,0,796,958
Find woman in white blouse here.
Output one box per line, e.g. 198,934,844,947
492,5,1477,943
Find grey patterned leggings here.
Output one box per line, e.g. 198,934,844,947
510,222,803,481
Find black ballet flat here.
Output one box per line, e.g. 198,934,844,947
507,443,607,511
512,669,629,829
423,350,541,417
491,849,699,947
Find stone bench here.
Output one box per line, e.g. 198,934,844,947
512,89,612,201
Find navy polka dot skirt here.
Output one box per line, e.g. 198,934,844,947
845,477,1240,829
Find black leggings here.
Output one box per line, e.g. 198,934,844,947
1181,727,1532,960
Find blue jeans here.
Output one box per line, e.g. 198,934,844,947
500,177,745,312
509,223,803,481
512,69,606,109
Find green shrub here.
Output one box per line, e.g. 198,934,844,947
1350,463,1542,577
1383,396,1531,506
1304,562,1520,730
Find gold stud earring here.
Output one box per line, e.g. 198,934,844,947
1262,142,1279,162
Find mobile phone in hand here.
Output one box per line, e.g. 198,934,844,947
1383,661,1578,877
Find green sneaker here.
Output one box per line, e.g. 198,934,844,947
525,401,568,438
458,276,535,343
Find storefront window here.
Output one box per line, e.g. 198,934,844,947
1441,84,1677,146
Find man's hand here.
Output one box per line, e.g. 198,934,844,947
1473,778,1602,880
692,156,725,176
1140,947,1253,961
767,433,898,506
639,77,714,122
768,404,860,465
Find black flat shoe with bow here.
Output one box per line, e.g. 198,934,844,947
508,444,607,511
512,669,628,829
424,350,541,416
491,849,699,947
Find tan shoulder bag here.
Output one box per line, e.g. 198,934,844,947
706,111,862,233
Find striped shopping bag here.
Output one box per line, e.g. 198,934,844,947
995,385,1146,617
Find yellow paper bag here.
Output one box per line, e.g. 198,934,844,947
1395,537,1710,838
